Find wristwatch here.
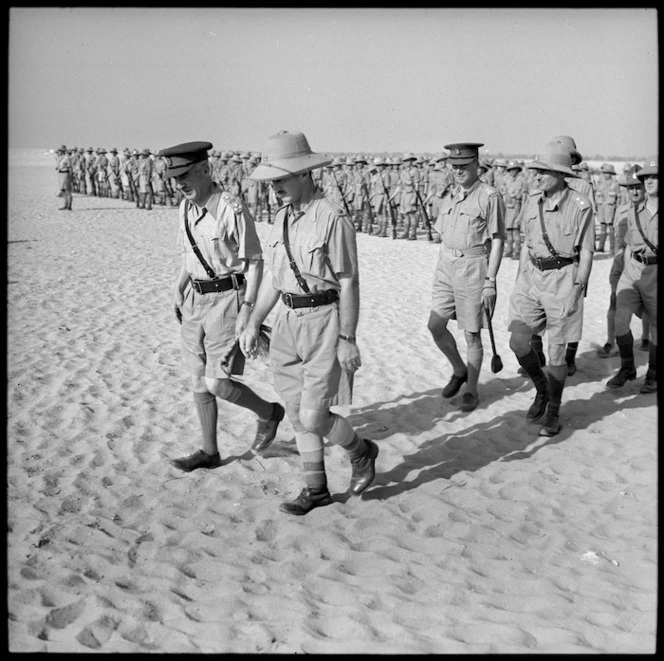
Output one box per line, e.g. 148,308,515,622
339,334,356,344
242,300,255,308
573,282,586,293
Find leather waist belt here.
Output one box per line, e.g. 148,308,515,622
633,252,657,265
529,254,575,270
281,289,339,309
59,170,70,173
190,273,245,294
442,245,488,257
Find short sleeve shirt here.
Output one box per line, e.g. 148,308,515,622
521,188,594,259
266,191,358,294
434,179,506,249
177,188,262,279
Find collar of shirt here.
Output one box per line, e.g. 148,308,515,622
538,187,569,212
287,189,325,223
452,178,481,201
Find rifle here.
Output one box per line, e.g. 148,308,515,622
415,188,433,241
331,168,352,217
379,170,399,239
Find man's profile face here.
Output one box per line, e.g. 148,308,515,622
270,172,306,205
643,175,658,197
531,168,565,195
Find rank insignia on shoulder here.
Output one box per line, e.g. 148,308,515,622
222,191,244,214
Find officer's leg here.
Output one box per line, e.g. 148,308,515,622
512,228,522,260
428,311,468,397
461,329,483,410
170,375,223,472
510,330,549,421
301,407,378,498
539,343,567,437
206,376,284,455
607,306,637,388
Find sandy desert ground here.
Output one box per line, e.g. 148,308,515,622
6,150,658,653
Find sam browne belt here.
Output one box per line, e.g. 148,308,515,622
281,289,339,309
529,254,576,270
632,252,658,266
190,273,245,294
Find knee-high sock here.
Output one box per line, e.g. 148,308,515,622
517,349,548,392
466,347,484,393
647,344,657,377
616,331,635,370
224,381,274,420
530,335,546,365
547,364,568,410
194,391,218,455
295,431,327,491
565,341,579,364
324,413,367,459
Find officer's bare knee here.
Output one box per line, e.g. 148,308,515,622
298,408,333,436
428,311,449,339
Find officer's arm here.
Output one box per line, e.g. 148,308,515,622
337,273,361,372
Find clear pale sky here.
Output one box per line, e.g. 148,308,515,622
8,7,659,159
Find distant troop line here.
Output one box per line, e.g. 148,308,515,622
53,144,639,254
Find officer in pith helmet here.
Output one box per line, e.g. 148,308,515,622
241,129,379,515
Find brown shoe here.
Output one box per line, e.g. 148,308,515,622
279,487,331,516
170,449,222,472
458,392,479,412
596,343,613,358
441,371,468,398
640,372,657,394
606,367,637,389
251,403,285,455
527,387,549,421
538,406,561,437
349,440,379,496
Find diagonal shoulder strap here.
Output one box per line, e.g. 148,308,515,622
282,208,311,294
183,200,217,278
537,199,560,257
633,205,658,254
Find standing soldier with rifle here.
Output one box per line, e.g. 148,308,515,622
368,158,388,237
96,148,109,198
351,156,373,234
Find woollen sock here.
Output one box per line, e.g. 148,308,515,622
295,431,327,492
324,413,367,459
193,391,218,455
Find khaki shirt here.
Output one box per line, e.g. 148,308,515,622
435,179,506,249
521,188,594,260
178,188,262,280
625,200,658,256
266,190,358,295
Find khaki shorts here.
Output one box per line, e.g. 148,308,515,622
270,301,352,409
616,257,657,321
507,260,584,344
180,284,245,378
431,250,488,332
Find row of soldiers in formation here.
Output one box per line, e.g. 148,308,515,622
54,144,629,254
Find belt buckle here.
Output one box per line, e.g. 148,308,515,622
192,280,202,293
283,293,293,307
230,274,240,290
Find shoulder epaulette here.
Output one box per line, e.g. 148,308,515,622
221,190,244,215
572,194,589,209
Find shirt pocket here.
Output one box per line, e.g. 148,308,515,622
291,235,328,280
197,225,228,265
